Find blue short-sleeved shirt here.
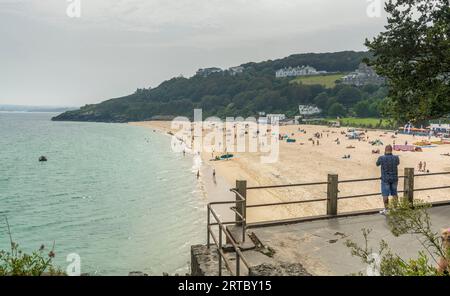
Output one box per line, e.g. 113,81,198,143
376,154,400,183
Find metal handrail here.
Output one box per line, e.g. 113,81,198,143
247,198,328,208
339,190,406,200
209,200,245,206
230,207,245,220
230,189,246,200
206,170,450,276
415,172,450,177
207,203,250,276
207,225,233,274
413,185,450,192
245,181,328,190
339,176,404,183
222,223,250,267
207,206,233,276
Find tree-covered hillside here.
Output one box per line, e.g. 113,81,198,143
53,51,385,122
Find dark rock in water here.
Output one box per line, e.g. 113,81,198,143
39,156,48,162
128,271,148,276
249,262,312,276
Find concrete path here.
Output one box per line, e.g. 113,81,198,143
245,205,450,275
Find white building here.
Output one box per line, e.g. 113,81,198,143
228,66,244,76
429,124,450,134
275,66,326,78
266,114,286,124
196,67,223,77
299,105,322,116
341,64,385,86
258,117,268,125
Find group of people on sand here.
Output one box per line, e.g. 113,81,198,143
418,161,429,173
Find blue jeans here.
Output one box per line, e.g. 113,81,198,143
381,181,398,197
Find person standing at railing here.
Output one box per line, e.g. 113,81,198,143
376,145,400,215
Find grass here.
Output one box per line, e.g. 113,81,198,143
291,73,346,88
326,118,395,129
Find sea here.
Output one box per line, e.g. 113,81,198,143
0,112,206,275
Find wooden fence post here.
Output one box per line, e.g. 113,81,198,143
403,168,415,205
327,174,339,216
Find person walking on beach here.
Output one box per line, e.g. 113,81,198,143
376,145,400,215
212,168,217,184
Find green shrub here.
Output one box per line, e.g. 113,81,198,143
1,218,63,276
345,200,449,276
0,243,63,276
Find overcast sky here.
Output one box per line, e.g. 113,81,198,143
0,0,387,106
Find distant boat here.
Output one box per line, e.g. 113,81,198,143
39,156,47,162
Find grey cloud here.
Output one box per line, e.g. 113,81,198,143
0,0,387,106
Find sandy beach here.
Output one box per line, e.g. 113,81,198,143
130,121,450,223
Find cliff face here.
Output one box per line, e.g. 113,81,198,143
51,108,130,123
51,97,139,122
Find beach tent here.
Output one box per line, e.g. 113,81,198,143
398,126,429,136
414,141,432,146
394,145,416,152
347,131,364,140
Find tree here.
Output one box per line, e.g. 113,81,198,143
365,0,450,123
336,87,362,106
326,97,338,111
362,84,379,94
368,100,382,117
52,51,389,122
328,102,347,117
354,100,371,117
313,92,330,110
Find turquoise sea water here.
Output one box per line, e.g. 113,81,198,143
0,112,206,275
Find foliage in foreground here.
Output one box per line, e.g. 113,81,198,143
366,0,450,123
0,218,63,276
345,200,450,276
0,243,64,276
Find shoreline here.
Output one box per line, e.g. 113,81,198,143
129,121,236,221
130,121,450,224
